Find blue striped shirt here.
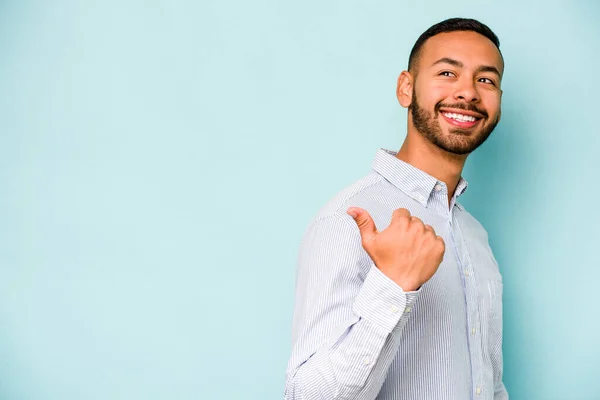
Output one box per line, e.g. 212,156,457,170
285,148,508,400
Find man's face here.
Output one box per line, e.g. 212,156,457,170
408,31,504,155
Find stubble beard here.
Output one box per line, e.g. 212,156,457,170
410,91,499,155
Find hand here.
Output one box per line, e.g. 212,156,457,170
347,207,445,292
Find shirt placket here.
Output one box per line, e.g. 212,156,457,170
450,212,485,399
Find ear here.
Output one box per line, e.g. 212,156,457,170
396,70,413,108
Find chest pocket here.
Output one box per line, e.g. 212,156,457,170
465,239,503,321
478,277,503,322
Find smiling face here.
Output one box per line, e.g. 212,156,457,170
399,30,504,155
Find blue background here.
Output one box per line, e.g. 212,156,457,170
1,1,599,399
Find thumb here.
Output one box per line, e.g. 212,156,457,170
346,207,377,242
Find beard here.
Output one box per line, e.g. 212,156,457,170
410,91,500,155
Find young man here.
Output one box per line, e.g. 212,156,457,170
285,18,508,400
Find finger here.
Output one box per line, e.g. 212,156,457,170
347,207,377,242
390,208,411,228
436,235,446,247
408,216,426,233
424,224,436,234
409,216,424,226
392,208,411,220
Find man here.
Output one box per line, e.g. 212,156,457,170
284,18,508,400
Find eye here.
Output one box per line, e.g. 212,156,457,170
439,71,456,77
478,77,496,85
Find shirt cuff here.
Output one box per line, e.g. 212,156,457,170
352,263,420,334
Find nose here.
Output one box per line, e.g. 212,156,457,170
453,78,480,103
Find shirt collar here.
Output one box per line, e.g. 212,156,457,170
371,148,468,209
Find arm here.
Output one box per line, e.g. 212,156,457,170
284,213,420,400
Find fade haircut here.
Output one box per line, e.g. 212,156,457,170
408,18,502,74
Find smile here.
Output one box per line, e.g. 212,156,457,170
440,111,482,128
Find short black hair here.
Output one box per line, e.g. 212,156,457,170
408,18,502,73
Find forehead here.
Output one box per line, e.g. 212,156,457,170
418,31,504,74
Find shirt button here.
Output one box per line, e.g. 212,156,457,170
363,357,371,365
476,386,481,395
434,184,442,191
405,306,412,313
390,305,399,314
471,327,477,335
464,270,470,276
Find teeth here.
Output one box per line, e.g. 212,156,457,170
442,112,476,122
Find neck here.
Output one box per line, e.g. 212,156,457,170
395,127,468,206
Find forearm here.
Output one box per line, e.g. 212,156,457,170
285,265,419,400
286,320,400,399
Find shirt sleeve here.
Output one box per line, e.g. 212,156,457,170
284,212,420,400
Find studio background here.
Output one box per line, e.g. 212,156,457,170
1,1,599,399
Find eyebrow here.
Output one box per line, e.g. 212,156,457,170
431,57,501,77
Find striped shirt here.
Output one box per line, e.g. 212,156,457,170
285,148,508,400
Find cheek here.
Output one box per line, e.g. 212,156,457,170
428,82,450,96
432,85,456,107
482,93,502,117
417,84,450,109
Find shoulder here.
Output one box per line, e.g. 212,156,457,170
303,172,389,232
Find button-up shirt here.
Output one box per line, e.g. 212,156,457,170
285,148,508,400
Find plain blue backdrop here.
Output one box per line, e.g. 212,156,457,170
1,1,599,399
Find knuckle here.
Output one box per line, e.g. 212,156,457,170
356,218,369,229
361,238,370,250
391,211,411,228
410,218,424,230
436,237,446,248
361,235,375,250
393,208,410,220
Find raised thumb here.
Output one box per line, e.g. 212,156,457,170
346,207,377,242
